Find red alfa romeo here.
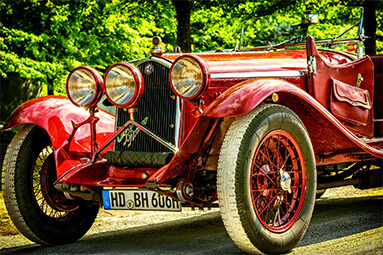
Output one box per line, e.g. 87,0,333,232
2,7,382,254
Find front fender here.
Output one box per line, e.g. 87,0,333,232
203,78,382,159
150,78,382,184
3,96,115,176
204,78,305,117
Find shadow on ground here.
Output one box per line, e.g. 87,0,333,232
1,195,382,254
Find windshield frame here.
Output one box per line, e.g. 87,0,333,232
238,7,365,57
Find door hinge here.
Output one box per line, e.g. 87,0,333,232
308,56,317,73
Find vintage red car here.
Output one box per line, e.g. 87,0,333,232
2,7,382,254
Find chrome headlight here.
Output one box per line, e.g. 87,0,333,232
170,55,210,100
66,66,103,108
104,62,144,108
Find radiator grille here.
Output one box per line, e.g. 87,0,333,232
114,60,176,152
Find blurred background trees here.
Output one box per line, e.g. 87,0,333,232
0,0,382,101
0,0,176,96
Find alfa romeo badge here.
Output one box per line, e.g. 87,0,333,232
144,63,154,75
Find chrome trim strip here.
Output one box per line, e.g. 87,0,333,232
128,57,150,65
150,57,172,68
143,56,181,148
129,120,178,153
175,97,181,148
132,56,180,149
135,56,172,68
211,70,304,79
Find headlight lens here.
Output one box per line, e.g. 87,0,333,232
170,56,210,100
104,62,144,108
66,66,103,108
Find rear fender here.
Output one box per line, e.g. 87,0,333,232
2,96,115,177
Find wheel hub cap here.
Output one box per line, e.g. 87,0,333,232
279,169,292,193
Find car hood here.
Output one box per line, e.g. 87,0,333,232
161,50,308,76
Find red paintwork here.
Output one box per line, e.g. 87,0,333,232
204,78,292,117
179,100,198,145
3,38,381,190
148,78,382,184
306,36,375,137
161,49,353,65
148,116,213,183
162,50,353,88
2,96,115,178
204,78,382,160
57,160,158,187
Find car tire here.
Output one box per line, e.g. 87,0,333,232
217,104,316,254
2,125,99,245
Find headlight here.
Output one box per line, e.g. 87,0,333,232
104,62,144,108
170,55,210,100
66,66,103,108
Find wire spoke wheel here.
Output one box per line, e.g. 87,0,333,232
32,146,78,220
2,125,99,245
217,104,316,254
251,130,306,232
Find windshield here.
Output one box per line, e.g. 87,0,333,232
240,6,363,52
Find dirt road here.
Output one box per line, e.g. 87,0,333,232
1,186,382,254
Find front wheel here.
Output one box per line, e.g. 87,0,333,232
2,125,99,245
217,104,316,254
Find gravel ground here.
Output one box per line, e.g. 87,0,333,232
88,185,383,236
1,185,382,251
88,206,220,236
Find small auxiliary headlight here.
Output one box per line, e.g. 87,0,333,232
170,55,210,100
66,66,103,108
104,62,144,108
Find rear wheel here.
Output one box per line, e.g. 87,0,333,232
217,104,316,254
2,125,99,245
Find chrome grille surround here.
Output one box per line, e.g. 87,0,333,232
114,58,179,153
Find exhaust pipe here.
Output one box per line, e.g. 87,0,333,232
317,169,383,190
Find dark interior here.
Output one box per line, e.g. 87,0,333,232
370,55,383,137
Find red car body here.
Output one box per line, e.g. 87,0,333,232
4,40,382,187
2,9,382,253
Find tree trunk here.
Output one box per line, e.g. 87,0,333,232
172,0,192,53
363,0,376,55
47,77,54,95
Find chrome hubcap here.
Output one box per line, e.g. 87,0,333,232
279,169,292,193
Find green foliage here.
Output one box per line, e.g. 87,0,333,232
190,0,373,51
189,1,300,52
0,0,176,95
0,0,381,98
377,5,383,54
191,5,241,51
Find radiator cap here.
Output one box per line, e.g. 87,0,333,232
151,36,165,55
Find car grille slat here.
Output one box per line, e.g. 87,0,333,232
114,60,176,153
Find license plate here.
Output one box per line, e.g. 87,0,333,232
102,189,181,212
